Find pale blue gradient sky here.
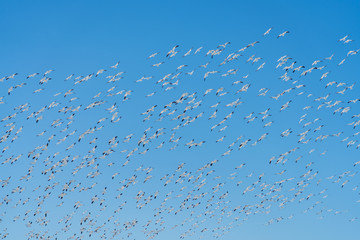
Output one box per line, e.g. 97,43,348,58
1,1,360,239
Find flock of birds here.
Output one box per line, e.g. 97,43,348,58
0,28,360,240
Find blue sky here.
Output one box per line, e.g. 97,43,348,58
1,1,360,239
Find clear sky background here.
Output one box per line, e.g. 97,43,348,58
1,1,360,240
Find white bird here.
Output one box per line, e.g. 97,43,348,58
110,61,120,68
147,52,159,59
277,31,289,38
263,27,272,36
166,45,179,57
44,69,54,76
95,69,106,77
27,73,39,79
338,35,348,42
194,47,203,54
152,62,164,67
